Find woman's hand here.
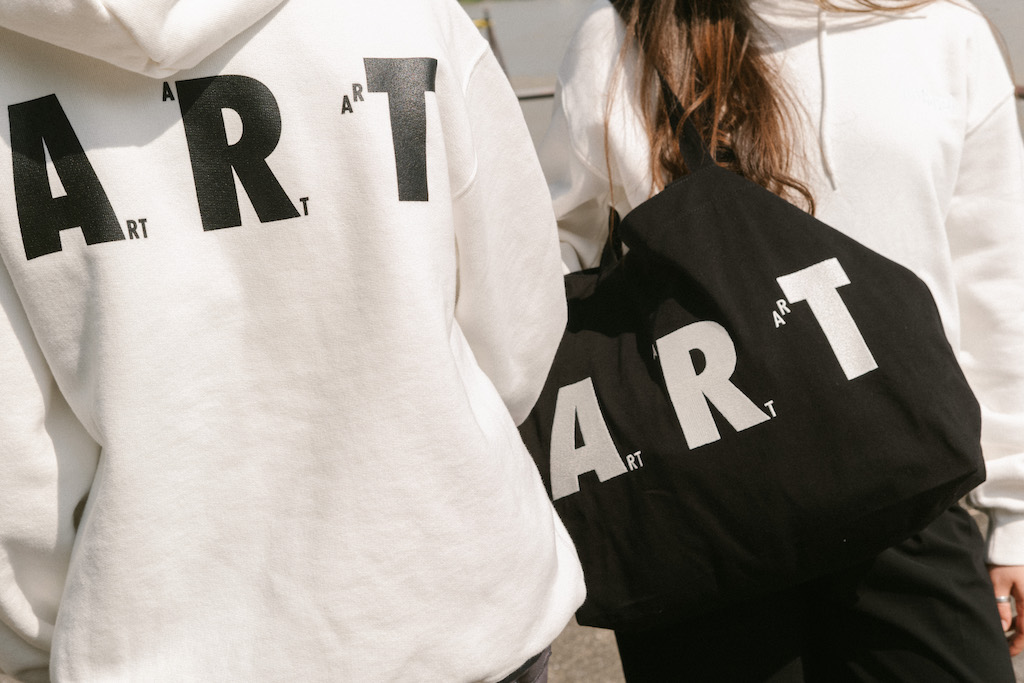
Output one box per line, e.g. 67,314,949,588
989,564,1024,656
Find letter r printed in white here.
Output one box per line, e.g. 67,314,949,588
776,258,878,380
550,378,628,500
657,321,770,450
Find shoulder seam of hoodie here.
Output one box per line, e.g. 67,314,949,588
450,42,490,201
965,90,1017,138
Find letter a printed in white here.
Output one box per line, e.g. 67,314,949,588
657,321,770,450
550,378,628,500
776,258,878,380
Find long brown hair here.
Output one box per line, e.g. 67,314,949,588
610,0,932,213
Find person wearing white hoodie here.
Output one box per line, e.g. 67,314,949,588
541,0,1024,680
0,0,587,681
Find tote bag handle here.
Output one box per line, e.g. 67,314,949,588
659,75,715,175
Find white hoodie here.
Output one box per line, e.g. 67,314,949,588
542,0,1024,565
0,0,585,681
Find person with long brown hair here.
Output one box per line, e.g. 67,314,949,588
540,0,1024,679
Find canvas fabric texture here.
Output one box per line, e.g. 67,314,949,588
520,119,986,631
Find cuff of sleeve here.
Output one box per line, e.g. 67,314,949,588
985,511,1024,566
560,241,582,274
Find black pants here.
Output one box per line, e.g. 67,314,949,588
614,506,1015,682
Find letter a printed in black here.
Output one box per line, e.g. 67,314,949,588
9,95,124,260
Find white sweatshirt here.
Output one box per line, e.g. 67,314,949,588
0,0,585,681
542,0,1024,565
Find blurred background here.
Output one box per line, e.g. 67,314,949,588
456,1,1024,681
460,0,1024,146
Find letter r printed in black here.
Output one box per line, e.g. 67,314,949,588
176,75,300,231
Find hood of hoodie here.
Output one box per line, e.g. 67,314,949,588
0,0,288,78
749,0,934,191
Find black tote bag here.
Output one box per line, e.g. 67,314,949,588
519,119,985,632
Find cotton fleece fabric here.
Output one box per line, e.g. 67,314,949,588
0,0,585,680
542,0,1024,565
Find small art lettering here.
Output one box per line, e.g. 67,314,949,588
548,257,876,500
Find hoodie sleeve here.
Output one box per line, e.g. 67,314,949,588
538,1,622,274
540,81,615,273
0,258,99,682
449,46,567,426
952,23,1024,566
538,0,653,274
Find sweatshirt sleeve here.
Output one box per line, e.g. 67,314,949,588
537,1,624,274
0,258,99,682
540,81,615,273
538,0,653,273
450,46,567,425
952,23,1024,566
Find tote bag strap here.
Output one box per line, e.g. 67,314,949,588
658,75,715,174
